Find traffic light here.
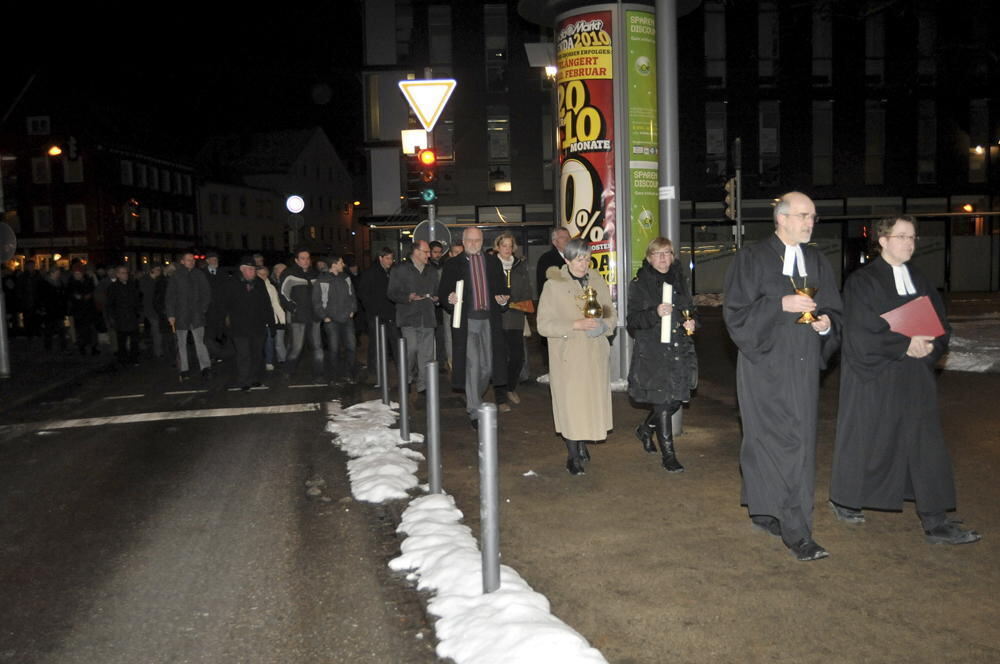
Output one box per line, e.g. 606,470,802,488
417,148,437,204
724,178,737,220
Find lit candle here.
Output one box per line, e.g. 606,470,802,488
452,280,464,328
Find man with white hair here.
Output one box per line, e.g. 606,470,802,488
724,191,843,562
438,227,510,429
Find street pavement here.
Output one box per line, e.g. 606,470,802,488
1,292,998,663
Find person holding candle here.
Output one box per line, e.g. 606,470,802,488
537,238,617,475
626,237,697,473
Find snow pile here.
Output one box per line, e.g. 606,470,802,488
390,494,608,664
944,317,1000,373
325,399,425,503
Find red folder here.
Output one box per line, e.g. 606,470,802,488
879,295,946,338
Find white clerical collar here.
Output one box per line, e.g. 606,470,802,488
891,263,916,295
781,243,807,278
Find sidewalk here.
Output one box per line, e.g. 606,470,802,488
0,335,115,414
373,297,1000,663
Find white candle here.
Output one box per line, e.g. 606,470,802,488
661,283,673,343
452,280,464,328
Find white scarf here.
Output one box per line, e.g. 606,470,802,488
781,244,807,278
892,264,916,296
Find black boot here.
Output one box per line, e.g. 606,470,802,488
577,441,590,462
564,439,585,475
656,407,684,473
634,411,657,454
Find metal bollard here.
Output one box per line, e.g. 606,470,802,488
426,360,442,494
478,402,500,593
378,323,390,406
397,336,410,442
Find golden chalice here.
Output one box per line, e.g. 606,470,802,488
795,287,818,324
681,309,695,336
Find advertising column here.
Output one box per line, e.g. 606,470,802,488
625,9,659,279
555,10,617,293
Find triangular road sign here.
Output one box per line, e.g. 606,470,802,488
398,79,457,132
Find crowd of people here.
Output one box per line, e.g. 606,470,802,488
1,193,981,561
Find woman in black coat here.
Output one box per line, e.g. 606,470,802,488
626,237,697,472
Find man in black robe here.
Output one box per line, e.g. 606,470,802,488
724,191,843,561
828,215,980,545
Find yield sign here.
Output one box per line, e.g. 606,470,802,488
398,79,457,132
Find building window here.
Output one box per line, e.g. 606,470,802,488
429,5,452,65
174,172,183,193
239,196,247,217
865,100,885,184
163,210,174,234
66,204,86,231
917,10,936,84
160,169,171,192
811,8,833,86
152,209,162,233
242,233,249,249
136,163,147,187
865,10,885,86
969,99,988,183
121,160,134,185
395,0,413,61
187,214,195,235
148,167,159,191
704,0,726,87
31,157,51,184
33,206,53,232
484,4,508,93
63,158,84,183
917,100,936,184
221,195,230,215
184,174,193,196
487,105,511,191
758,101,780,186
26,116,51,135
758,1,779,85
812,100,834,185
705,101,727,180
140,208,151,232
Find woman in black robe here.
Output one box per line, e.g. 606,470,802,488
626,237,697,472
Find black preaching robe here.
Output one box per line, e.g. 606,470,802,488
724,234,842,542
830,257,956,514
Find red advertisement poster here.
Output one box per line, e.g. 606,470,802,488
556,9,617,288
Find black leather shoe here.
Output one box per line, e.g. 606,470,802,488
751,516,781,538
566,457,586,476
788,538,830,562
828,499,865,524
925,522,982,545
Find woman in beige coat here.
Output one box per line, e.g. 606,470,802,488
537,238,617,475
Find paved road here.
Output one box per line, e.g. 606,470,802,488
0,364,437,664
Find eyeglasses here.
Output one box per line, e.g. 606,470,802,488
783,212,819,223
886,235,918,242
650,251,674,258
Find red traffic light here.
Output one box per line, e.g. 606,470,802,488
418,148,437,167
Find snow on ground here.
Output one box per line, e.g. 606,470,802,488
325,399,608,664
944,316,1000,373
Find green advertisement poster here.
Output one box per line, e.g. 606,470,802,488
626,9,659,280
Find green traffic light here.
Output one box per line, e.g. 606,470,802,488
420,189,437,203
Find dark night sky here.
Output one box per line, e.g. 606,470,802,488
4,5,365,162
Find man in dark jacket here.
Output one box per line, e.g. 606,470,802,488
106,265,142,365
535,227,571,371
279,248,323,380
438,227,510,428
202,250,231,360
166,252,212,379
388,240,439,393
138,265,164,357
226,256,272,390
313,253,358,383
357,247,398,377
